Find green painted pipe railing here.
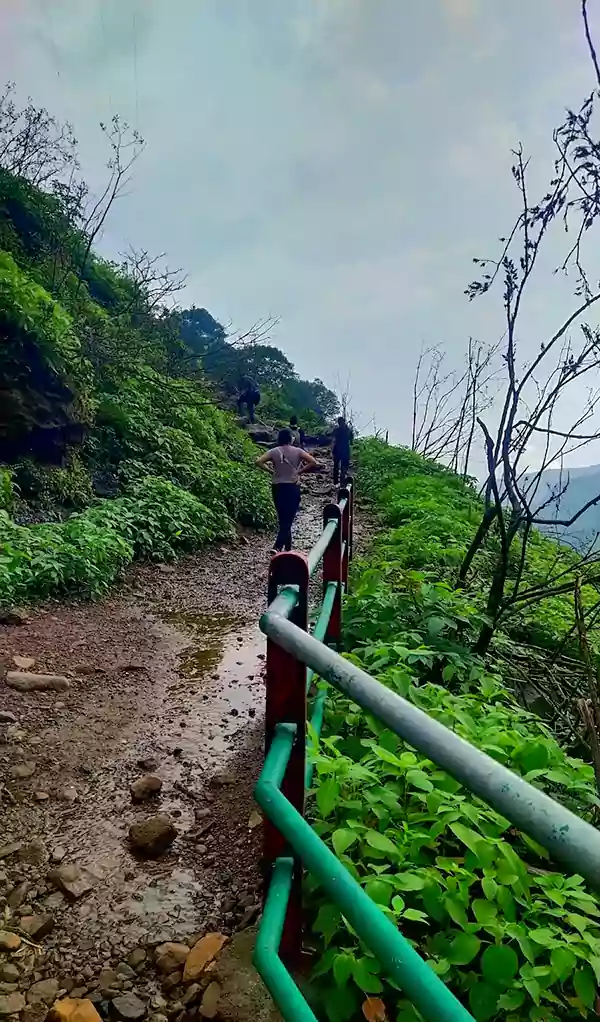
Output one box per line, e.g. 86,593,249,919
253,465,600,1021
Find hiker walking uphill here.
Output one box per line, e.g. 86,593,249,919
237,376,261,424
332,416,353,486
256,429,318,553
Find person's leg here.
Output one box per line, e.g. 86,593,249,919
283,485,301,550
341,455,349,487
333,450,340,485
248,401,255,424
272,485,286,551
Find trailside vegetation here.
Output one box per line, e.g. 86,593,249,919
307,440,600,1022
0,85,337,608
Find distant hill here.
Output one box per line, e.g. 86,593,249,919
525,464,600,546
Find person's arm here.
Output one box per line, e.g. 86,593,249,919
256,450,273,471
298,450,318,474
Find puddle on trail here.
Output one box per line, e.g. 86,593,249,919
153,610,266,777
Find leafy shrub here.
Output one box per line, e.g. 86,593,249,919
0,476,232,607
307,439,600,1022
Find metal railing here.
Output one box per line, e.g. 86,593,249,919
252,475,600,1022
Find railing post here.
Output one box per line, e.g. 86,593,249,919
337,485,350,589
264,551,309,962
346,474,354,566
322,503,342,645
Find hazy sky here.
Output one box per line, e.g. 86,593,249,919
1,0,599,453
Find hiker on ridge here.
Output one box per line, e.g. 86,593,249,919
331,416,353,487
237,376,261,424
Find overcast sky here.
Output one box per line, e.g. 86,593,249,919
1,0,600,456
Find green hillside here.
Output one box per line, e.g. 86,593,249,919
0,94,338,609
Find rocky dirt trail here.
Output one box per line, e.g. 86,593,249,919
0,460,361,1022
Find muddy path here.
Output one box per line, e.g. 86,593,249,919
0,465,367,1016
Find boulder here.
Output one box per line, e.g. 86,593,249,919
48,999,101,1022
20,913,54,939
130,775,162,803
128,815,177,857
6,672,70,692
183,934,227,984
111,993,146,1020
155,943,190,975
48,863,94,901
0,992,26,1015
0,930,21,952
27,979,60,1006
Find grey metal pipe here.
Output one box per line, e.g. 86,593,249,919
260,610,600,889
307,518,338,577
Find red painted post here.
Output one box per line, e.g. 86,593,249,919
346,474,354,566
264,551,309,962
337,485,350,588
322,503,342,645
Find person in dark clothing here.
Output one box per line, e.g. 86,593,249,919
237,377,261,423
332,416,353,486
256,429,317,553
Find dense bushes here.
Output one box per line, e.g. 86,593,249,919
307,440,600,1022
0,476,233,606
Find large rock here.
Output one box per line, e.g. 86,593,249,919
27,979,60,1006
48,999,101,1022
0,992,26,1014
0,930,20,951
155,943,190,974
130,775,162,803
48,863,94,901
183,934,227,984
6,672,70,692
199,983,221,1019
111,994,146,1020
20,913,54,939
128,815,177,857
0,608,28,626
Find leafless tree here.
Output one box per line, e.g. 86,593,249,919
456,65,600,651
71,116,145,302
411,338,498,477
119,247,187,313
0,82,79,188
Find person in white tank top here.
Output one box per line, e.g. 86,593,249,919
256,428,318,552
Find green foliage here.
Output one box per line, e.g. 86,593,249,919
307,439,600,1021
0,476,232,607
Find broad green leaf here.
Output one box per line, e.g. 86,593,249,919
313,903,342,945
332,828,359,856
406,769,433,792
550,946,576,981
352,957,384,994
523,978,541,1005
480,945,518,986
446,933,481,966
497,989,526,1010
391,895,405,914
573,965,596,1008
365,879,393,907
394,873,425,891
365,830,400,858
333,952,354,987
529,928,557,947
449,822,485,856
316,777,340,817
473,899,497,925
481,878,497,901
468,981,498,1021
444,895,469,930
402,908,429,923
